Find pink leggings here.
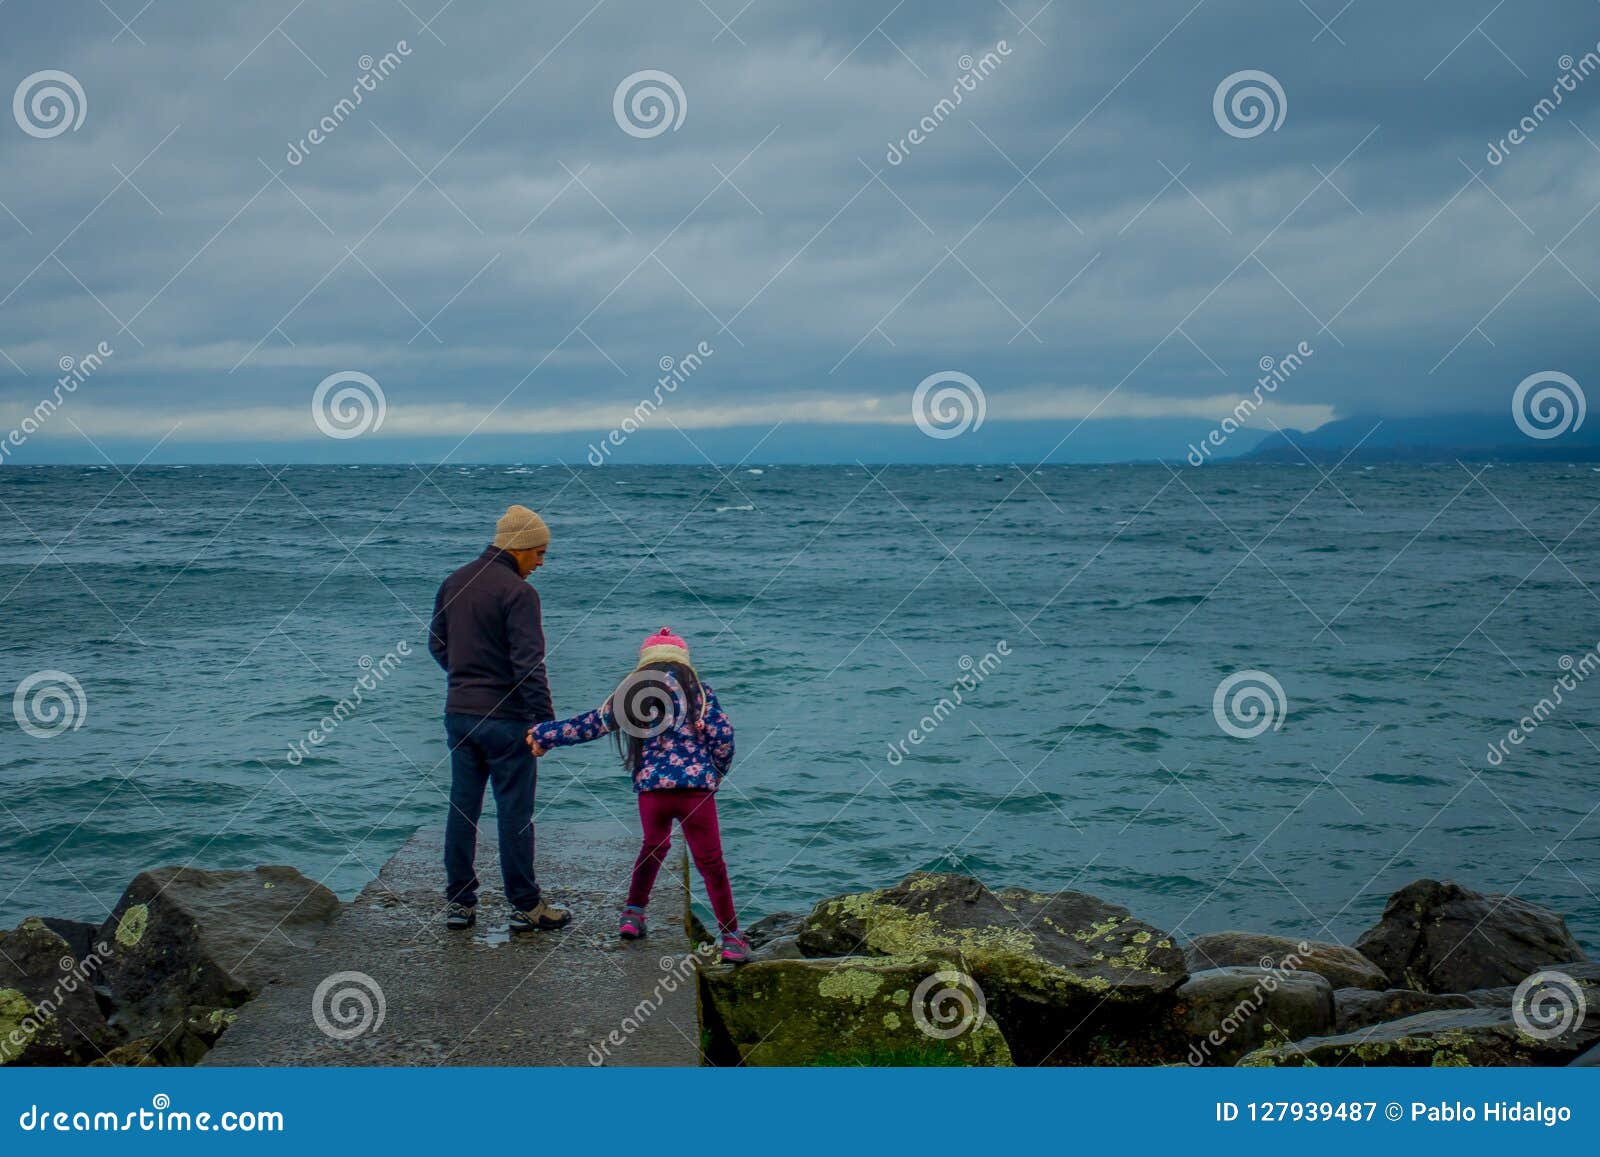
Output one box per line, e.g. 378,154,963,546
628,789,738,933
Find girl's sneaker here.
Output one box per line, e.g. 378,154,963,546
720,930,750,964
619,905,647,940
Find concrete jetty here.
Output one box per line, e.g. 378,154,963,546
202,821,703,1066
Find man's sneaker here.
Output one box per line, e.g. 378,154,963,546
720,930,750,964
445,902,476,930
509,898,572,933
619,905,647,940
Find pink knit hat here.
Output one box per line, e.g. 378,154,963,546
636,626,691,669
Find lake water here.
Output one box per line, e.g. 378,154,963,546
2,463,1596,950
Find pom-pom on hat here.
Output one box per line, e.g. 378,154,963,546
636,626,692,670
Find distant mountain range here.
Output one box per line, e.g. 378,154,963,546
1237,412,1600,463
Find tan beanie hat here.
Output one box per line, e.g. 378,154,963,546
493,504,550,551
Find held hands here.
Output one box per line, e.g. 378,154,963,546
526,728,548,757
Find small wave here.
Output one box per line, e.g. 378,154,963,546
715,504,755,513
1366,772,1452,787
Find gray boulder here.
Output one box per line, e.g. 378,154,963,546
1186,932,1387,990
98,865,341,1039
1176,966,1334,1065
1240,1003,1600,1067
748,935,804,962
0,918,119,1066
744,911,805,950
1463,960,1600,1009
1464,985,1518,1008
1334,987,1474,1033
1354,879,1586,993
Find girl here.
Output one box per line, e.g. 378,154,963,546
528,627,749,963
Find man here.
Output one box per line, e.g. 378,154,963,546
428,504,571,933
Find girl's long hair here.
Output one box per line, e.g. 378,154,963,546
610,660,704,774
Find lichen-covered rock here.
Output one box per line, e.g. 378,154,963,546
97,864,340,1036
698,955,1012,1066
84,1005,250,1068
1239,1004,1600,1067
1186,932,1386,991
1334,988,1474,1033
1175,967,1334,1065
89,1039,161,1067
0,918,119,1066
796,872,1187,1064
1354,880,1587,993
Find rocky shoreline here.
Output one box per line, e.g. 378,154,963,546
3,858,1595,1067
697,875,1599,1067
1,865,340,1066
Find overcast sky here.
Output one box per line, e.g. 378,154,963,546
2,0,1598,462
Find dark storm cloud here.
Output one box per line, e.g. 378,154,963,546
1,0,1598,456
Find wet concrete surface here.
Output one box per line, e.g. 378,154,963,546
202,820,705,1066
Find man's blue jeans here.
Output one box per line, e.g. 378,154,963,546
443,713,541,912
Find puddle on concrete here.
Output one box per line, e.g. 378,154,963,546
474,925,512,946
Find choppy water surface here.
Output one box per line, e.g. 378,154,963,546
2,464,1597,948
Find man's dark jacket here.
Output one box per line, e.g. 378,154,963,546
429,546,554,725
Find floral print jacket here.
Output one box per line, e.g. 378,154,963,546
530,679,735,792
